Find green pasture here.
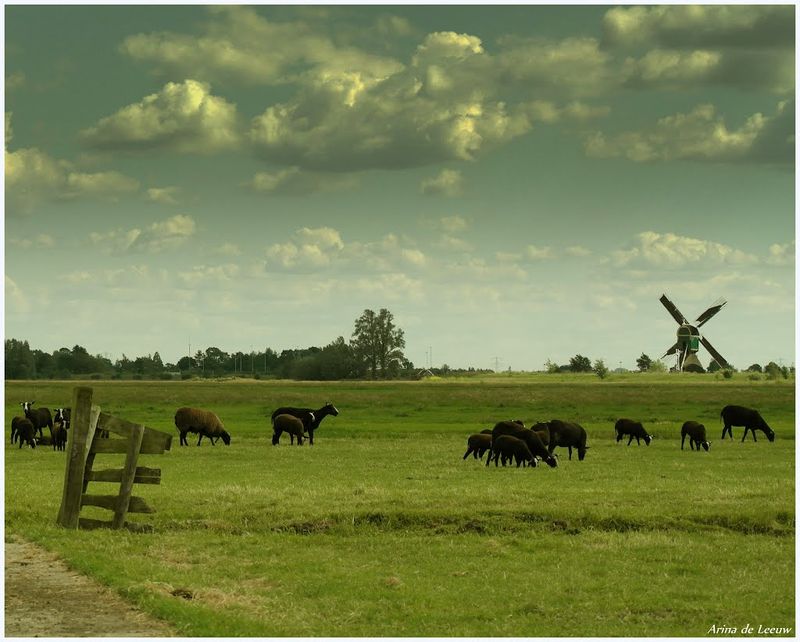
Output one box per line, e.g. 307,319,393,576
5,376,795,636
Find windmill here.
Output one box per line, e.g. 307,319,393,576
659,294,730,372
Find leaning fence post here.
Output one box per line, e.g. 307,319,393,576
56,387,100,528
112,423,145,529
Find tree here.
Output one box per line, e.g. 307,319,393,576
636,353,652,372
351,308,406,379
569,354,592,373
708,360,721,373
544,359,560,374
593,359,608,379
5,339,35,379
746,363,762,372
649,359,667,373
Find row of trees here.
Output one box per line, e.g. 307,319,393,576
542,353,793,378
5,308,412,381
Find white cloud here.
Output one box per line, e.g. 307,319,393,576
121,6,403,87
5,276,29,313
246,167,358,195
420,169,463,197
765,241,795,266
146,186,181,205
6,147,140,210
178,264,240,287
526,245,554,260
214,242,242,257
585,101,793,165
90,214,196,254
602,5,794,50
610,231,759,268
438,215,468,233
566,245,592,257
9,234,56,250
58,271,93,285
80,80,240,154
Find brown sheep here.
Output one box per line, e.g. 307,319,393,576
272,414,305,445
174,407,231,446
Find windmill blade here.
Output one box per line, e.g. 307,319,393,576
700,336,730,369
659,294,688,325
662,342,680,357
695,297,727,328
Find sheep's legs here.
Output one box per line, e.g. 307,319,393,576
627,435,634,446
462,447,472,460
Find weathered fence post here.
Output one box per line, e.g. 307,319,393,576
56,386,172,533
112,423,145,529
56,386,100,528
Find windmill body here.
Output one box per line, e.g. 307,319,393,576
659,294,730,372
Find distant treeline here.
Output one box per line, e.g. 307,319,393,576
4,338,491,382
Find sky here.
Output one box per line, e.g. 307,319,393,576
4,4,796,371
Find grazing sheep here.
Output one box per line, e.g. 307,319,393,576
488,435,537,468
271,414,306,445
487,421,557,468
20,401,53,440
546,419,589,461
52,422,67,451
14,417,36,449
681,421,710,451
720,405,775,442
174,407,231,447
530,422,551,447
614,418,652,446
463,433,493,460
270,402,339,445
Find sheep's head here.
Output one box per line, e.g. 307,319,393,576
644,434,652,446
545,455,558,468
325,402,339,416
701,441,710,452
219,431,231,445
767,429,776,442
578,446,589,461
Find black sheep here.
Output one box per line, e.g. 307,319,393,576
14,417,36,449
271,414,306,445
546,419,589,461
530,422,551,447
52,422,68,451
11,416,28,444
20,401,53,440
488,435,537,468
614,418,652,446
270,402,339,445
487,421,557,468
720,405,775,442
463,433,493,460
681,421,710,451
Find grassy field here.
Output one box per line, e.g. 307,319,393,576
5,375,795,636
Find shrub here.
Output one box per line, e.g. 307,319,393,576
722,369,734,379
180,372,192,380
748,373,761,381
593,359,609,380
90,373,102,380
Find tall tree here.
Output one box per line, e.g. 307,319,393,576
351,308,406,379
636,353,652,372
569,354,592,373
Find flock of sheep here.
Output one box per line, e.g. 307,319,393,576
464,404,776,468
11,400,774,466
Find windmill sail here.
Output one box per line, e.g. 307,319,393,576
659,294,687,325
695,297,727,328
700,336,730,369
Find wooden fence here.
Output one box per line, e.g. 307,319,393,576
56,386,172,533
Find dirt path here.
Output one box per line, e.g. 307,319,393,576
5,535,176,637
